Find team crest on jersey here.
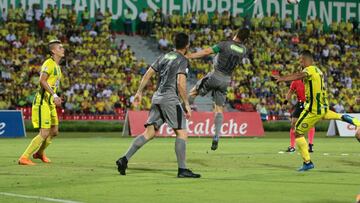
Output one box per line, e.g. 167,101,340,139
230,45,244,53
164,54,177,60
301,123,308,128
43,66,48,71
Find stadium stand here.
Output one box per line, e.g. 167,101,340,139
0,5,359,121
152,11,360,120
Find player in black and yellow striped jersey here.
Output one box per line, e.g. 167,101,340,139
273,50,360,171
18,40,64,165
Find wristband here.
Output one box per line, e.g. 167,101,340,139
53,94,59,98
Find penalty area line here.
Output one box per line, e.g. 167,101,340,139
0,192,83,203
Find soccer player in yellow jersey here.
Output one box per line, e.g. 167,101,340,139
18,40,64,165
273,50,360,171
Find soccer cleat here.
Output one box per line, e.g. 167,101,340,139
18,156,36,165
33,153,51,163
308,144,314,153
298,161,314,172
211,140,218,151
177,168,201,178
116,156,128,175
286,146,296,152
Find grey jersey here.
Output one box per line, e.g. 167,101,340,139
150,51,189,104
212,41,247,76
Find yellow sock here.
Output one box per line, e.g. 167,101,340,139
352,117,360,127
21,134,44,158
37,136,53,155
324,110,342,120
296,136,311,163
325,110,360,126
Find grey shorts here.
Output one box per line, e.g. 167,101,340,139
144,103,186,130
195,71,230,106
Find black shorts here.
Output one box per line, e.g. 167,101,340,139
291,102,304,118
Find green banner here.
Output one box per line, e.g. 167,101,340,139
1,0,359,29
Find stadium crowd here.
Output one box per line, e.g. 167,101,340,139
0,4,154,116
0,5,359,119
150,11,360,118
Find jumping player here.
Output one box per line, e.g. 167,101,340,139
186,28,250,150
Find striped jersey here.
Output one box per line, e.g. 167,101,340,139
33,58,62,106
302,65,328,114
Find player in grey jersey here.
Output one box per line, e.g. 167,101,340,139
116,33,200,178
186,28,250,150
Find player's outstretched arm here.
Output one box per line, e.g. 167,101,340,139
39,72,62,106
177,73,191,119
186,47,214,59
273,72,306,83
136,67,156,94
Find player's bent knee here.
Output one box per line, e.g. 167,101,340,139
174,129,188,141
189,89,198,97
40,129,51,139
214,105,224,113
143,125,156,140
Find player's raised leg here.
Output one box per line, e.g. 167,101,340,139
324,110,360,142
188,86,198,109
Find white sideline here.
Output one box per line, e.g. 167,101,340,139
0,192,83,203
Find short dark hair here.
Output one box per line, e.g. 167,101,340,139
235,28,250,41
48,39,61,55
301,50,313,59
174,32,189,50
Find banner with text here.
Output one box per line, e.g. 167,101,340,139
327,113,360,137
125,111,264,137
0,110,26,138
0,0,359,30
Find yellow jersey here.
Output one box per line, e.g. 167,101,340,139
302,65,328,115
33,58,62,106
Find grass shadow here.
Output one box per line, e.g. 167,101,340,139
337,159,360,167
126,167,175,177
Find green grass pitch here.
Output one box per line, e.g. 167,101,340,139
0,132,359,203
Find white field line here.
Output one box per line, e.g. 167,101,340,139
0,192,83,203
